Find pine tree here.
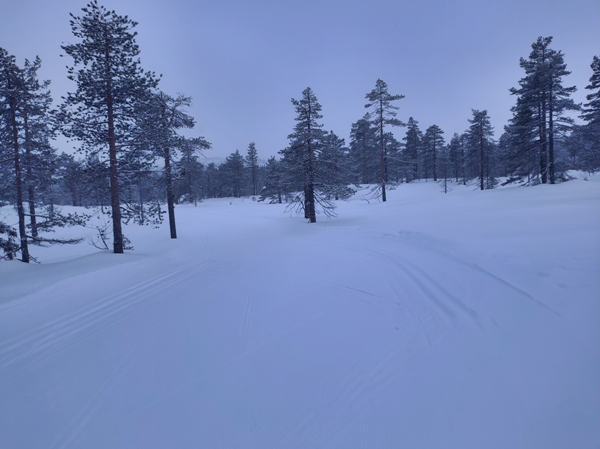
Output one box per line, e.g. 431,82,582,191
245,142,259,196
319,131,355,201
438,143,451,194
0,48,30,261
136,91,198,238
284,87,324,222
348,115,378,184
364,79,405,201
509,36,577,184
19,57,56,239
402,117,422,182
0,220,19,260
221,150,245,198
81,153,110,210
61,1,158,253
571,55,600,173
56,153,84,207
259,156,284,204
176,137,210,205
382,132,403,184
422,125,445,181
1,50,81,262
448,133,463,182
280,88,348,221
581,55,600,126
466,109,494,190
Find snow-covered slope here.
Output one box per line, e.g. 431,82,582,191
1,175,599,449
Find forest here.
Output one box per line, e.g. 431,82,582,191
1,1,599,262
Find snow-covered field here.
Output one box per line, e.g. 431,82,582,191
1,175,599,449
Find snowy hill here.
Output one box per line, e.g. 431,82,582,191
1,175,599,449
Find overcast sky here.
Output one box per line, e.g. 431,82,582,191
2,0,599,160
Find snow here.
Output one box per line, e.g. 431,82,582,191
1,175,599,449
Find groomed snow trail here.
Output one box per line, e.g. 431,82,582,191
1,178,599,448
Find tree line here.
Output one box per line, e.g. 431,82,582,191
1,1,599,262
259,37,599,217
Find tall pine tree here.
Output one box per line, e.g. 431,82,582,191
364,79,405,201
61,1,158,253
508,37,577,184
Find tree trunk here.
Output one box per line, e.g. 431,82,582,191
307,140,316,223
548,82,555,184
479,124,485,191
165,147,177,238
9,95,29,262
433,136,437,182
105,50,124,254
539,97,548,184
379,99,386,202
24,112,38,238
138,173,145,225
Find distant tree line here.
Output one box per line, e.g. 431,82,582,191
260,37,599,213
1,0,599,262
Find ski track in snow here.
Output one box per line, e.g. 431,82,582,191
1,177,599,449
242,289,252,341
49,346,138,449
0,261,209,378
389,231,563,317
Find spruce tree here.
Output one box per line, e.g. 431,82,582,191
61,1,158,253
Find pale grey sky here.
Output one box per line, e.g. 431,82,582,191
2,0,599,159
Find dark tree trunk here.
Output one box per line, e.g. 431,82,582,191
165,147,177,238
107,92,124,253
105,45,124,254
9,96,29,262
538,101,548,184
306,131,316,223
479,126,485,191
24,113,38,238
379,99,386,202
433,137,437,182
548,83,555,184
28,185,38,238
304,185,309,219
138,174,145,225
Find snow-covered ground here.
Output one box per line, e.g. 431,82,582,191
1,175,599,449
